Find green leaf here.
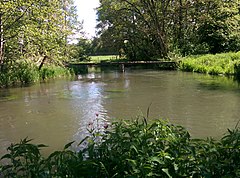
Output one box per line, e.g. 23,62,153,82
37,144,48,148
150,156,162,164
64,141,75,150
78,136,89,146
48,151,61,159
162,168,172,178
130,145,139,154
1,154,12,160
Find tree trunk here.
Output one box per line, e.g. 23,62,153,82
177,0,183,47
0,13,4,68
146,0,169,59
38,55,48,70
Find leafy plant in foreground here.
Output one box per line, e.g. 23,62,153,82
0,138,47,177
1,118,240,177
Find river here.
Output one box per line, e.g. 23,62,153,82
0,70,240,156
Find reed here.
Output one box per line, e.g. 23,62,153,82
179,52,240,76
0,61,72,88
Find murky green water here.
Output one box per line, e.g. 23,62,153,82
0,70,240,155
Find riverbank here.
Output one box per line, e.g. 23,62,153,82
0,61,73,88
1,52,240,88
1,118,239,177
179,52,240,76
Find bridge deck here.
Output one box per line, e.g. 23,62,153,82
68,61,176,66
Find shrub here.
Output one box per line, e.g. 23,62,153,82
39,66,72,80
0,61,73,88
0,61,38,87
14,61,39,84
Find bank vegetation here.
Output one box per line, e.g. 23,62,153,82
179,52,240,76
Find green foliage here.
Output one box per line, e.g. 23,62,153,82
1,118,240,177
0,61,72,88
96,0,240,58
0,138,47,177
39,65,72,80
234,61,240,78
196,0,240,54
15,61,39,84
70,38,92,62
90,37,119,56
0,61,39,87
179,52,240,75
0,0,81,67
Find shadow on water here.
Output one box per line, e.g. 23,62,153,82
0,89,19,102
0,89,10,97
233,75,240,86
196,75,240,92
198,82,222,90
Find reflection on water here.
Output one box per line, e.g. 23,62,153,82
0,70,240,156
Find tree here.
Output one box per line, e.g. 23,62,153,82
0,0,34,65
72,38,92,61
97,0,240,58
0,0,82,70
197,0,240,53
97,0,173,60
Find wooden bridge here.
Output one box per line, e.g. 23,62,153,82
67,61,178,71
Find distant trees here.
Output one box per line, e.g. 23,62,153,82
70,38,92,61
96,0,240,60
0,0,81,69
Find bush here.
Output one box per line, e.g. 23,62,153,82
0,61,39,87
1,118,239,177
0,61,72,88
39,66,71,80
15,61,39,84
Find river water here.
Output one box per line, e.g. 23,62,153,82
0,70,240,156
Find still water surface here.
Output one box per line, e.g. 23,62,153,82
0,70,240,155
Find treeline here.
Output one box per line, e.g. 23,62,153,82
95,0,240,60
1,0,239,84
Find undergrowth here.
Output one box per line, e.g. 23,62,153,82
0,118,239,177
179,52,240,76
0,61,72,88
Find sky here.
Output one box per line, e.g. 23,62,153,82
75,0,100,38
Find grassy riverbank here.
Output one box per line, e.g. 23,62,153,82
0,61,73,88
1,118,239,177
179,52,240,76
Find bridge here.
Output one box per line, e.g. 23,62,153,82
67,61,178,72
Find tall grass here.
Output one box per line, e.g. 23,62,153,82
0,61,73,88
0,61,39,88
1,118,239,177
39,65,73,80
179,52,240,75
